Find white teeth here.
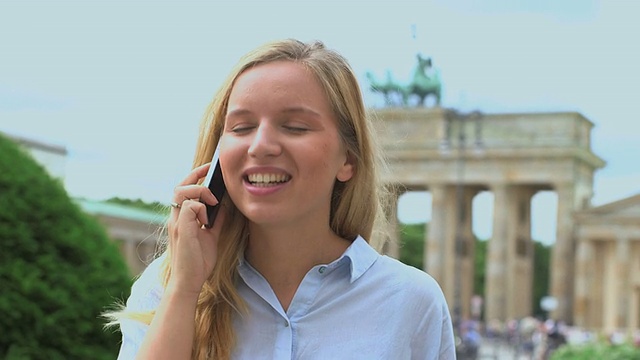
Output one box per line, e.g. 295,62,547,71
247,173,289,185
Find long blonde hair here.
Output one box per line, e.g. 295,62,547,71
108,39,391,359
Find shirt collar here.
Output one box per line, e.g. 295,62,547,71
237,235,379,284
340,235,379,283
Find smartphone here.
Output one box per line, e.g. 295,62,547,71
202,143,226,228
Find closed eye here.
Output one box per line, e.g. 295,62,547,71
230,125,255,134
283,125,310,133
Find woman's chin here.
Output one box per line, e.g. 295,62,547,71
240,208,287,226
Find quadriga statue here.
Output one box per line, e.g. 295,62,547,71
367,54,442,107
365,70,409,106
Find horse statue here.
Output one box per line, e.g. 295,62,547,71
365,70,408,106
366,54,442,107
406,54,441,106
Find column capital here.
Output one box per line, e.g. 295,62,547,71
488,182,511,192
426,182,448,189
552,182,576,193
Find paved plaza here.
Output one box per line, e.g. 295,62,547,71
476,340,531,360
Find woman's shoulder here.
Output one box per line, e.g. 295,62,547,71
372,254,446,301
362,253,452,331
126,253,165,311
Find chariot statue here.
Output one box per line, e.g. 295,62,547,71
366,53,442,107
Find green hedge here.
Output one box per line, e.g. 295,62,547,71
551,341,640,360
0,134,132,359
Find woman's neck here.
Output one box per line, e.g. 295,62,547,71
244,222,350,311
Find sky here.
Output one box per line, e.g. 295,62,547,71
1,0,639,245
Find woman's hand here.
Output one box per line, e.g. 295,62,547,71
166,163,226,297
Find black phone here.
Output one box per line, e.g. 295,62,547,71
202,143,226,228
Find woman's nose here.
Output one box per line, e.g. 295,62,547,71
247,123,282,158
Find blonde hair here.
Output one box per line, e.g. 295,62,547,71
107,39,391,359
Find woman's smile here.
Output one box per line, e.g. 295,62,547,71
243,166,292,195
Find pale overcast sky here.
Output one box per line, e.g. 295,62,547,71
1,0,639,244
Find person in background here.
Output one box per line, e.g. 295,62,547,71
106,38,455,360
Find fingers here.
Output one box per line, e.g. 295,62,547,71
165,197,222,295
167,199,209,240
178,163,212,186
179,199,210,227
167,162,223,238
168,194,218,235
171,162,219,208
172,185,219,208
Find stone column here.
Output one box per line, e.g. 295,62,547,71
550,183,577,321
616,235,630,329
591,242,605,328
459,188,478,321
485,184,511,322
633,287,640,331
426,184,457,309
426,184,447,283
603,241,617,331
631,243,640,331
382,187,401,259
486,185,535,321
573,238,594,327
510,187,536,319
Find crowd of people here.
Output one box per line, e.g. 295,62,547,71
456,316,640,359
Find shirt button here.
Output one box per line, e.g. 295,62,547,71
318,266,327,274
284,320,290,327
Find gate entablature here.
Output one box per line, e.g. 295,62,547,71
374,108,604,188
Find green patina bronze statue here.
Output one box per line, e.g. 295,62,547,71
366,54,442,107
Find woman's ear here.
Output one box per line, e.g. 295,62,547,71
336,151,355,182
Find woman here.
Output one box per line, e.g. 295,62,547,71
109,39,455,359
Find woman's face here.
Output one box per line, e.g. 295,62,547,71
219,61,354,228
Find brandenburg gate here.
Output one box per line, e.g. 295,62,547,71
375,107,605,323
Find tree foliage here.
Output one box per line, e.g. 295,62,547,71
105,196,168,214
474,239,487,297
532,240,552,317
398,223,425,269
0,134,132,359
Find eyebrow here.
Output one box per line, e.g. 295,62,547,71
226,106,322,119
225,108,252,118
281,107,322,118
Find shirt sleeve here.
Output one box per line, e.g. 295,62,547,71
116,255,165,360
409,276,457,360
437,302,456,360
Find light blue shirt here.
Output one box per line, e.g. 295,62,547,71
117,236,456,359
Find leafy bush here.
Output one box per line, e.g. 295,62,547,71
399,223,426,269
551,341,640,360
0,134,132,359
105,196,169,214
